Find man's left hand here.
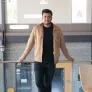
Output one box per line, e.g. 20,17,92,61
67,56,75,62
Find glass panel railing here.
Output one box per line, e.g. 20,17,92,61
0,60,92,92
16,64,32,92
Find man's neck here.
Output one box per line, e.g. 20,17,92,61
43,23,52,28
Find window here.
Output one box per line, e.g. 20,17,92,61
6,0,17,23
72,0,87,23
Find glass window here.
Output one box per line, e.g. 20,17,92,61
72,0,87,23
6,0,17,23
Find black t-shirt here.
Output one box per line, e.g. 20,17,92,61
42,23,54,64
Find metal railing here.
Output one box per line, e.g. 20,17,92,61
0,60,92,63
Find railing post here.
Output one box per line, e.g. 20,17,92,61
0,44,5,92
0,0,6,92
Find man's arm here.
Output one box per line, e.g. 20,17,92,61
18,26,35,62
59,28,74,61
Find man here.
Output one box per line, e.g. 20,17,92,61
18,9,74,92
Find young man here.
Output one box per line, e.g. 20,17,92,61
18,9,74,92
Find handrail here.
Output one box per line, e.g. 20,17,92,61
0,60,92,63
0,61,33,63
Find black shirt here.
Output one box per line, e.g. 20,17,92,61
42,23,54,64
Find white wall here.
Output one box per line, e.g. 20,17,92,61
0,0,1,24
17,0,72,24
87,0,91,23
91,0,92,23
6,0,92,24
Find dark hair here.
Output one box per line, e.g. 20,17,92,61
42,9,53,16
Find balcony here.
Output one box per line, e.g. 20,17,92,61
0,60,92,92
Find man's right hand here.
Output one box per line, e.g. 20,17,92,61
17,58,24,63
16,58,24,65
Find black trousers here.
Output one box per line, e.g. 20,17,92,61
34,62,55,92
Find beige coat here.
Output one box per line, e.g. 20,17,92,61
22,23,70,64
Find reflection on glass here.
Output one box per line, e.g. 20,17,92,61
16,65,64,92
16,64,32,92
52,68,64,92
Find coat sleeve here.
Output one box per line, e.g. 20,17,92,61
59,28,70,58
19,26,36,60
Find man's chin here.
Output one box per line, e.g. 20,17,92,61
43,22,51,25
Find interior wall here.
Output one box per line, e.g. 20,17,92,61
17,0,72,24
87,0,91,23
5,0,92,24
0,0,1,24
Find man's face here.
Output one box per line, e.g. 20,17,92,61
42,13,52,25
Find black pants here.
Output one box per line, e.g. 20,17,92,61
34,62,55,92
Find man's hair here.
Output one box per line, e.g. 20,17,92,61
42,9,53,16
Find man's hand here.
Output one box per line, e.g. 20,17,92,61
16,58,24,65
67,56,75,62
17,58,24,63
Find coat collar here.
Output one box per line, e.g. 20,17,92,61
40,22,56,31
